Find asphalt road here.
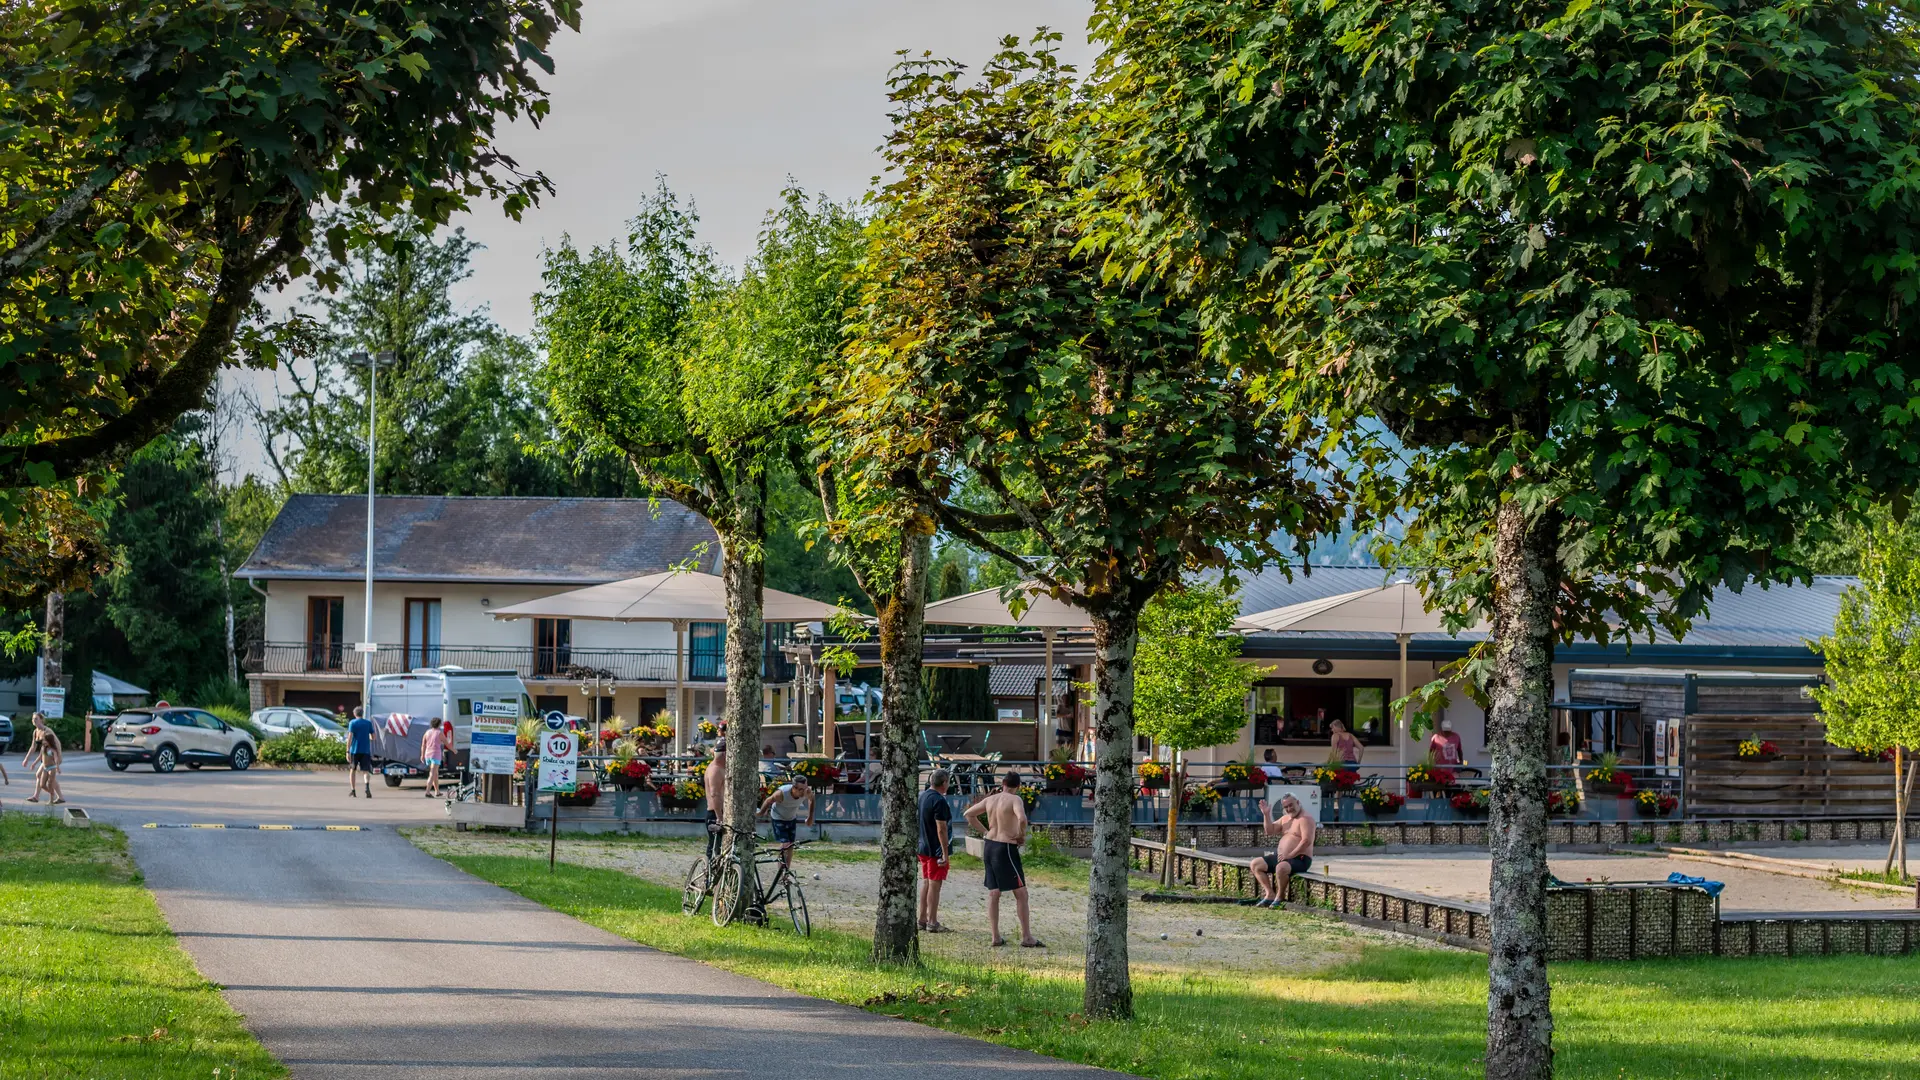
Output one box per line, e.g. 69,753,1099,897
45,754,1120,1079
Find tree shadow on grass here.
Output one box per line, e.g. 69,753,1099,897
452,856,1920,1080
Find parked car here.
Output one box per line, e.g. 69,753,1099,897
105,707,258,773
251,706,347,741
0,714,12,752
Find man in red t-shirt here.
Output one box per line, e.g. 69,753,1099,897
1427,719,1465,766
916,769,953,932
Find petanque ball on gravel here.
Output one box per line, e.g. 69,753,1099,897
1195,929,1204,936
812,873,821,880
1159,933,1169,940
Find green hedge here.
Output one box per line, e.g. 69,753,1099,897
258,729,347,765
204,704,262,740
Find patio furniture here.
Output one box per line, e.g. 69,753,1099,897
787,733,808,755
936,733,973,754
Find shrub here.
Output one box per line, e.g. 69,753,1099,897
205,703,262,740
259,730,347,765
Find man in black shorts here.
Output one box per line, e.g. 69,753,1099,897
1250,793,1315,908
962,771,1043,948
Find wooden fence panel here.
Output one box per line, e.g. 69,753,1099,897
1683,714,1896,818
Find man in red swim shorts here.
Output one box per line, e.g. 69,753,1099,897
916,769,953,932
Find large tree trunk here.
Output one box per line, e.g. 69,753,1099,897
1485,500,1558,1080
1084,604,1139,1020
720,483,768,867
871,529,931,964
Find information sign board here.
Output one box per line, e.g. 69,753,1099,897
469,699,521,776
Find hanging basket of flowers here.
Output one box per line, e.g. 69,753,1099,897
1547,790,1582,817
1407,760,1458,795
1016,784,1040,809
1357,785,1405,818
1179,784,1222,817
1737,736,1781,763
610,757,652,790
1449,788,1490,818
1218,762,1262,792
557,781,600,807
1583,754,1635,796
657,777,704,811
1313,764,1362,792
1137,761,1171,790
1043,760,1090,793
788,758,842,787
1633,790,1679,818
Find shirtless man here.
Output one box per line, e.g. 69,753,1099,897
1249,794,1314,908
963,771,1044,948
703,740,727,859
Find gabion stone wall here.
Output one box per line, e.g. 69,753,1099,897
1054,816,1918,853
1546,886,1720,960
1129,839,1920,960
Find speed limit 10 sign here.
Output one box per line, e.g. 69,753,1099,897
537,732,578,793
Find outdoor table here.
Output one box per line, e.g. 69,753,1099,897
936,734,973,754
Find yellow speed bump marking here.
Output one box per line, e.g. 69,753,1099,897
324,825,362,831
189,823,227,829
259,824,293,830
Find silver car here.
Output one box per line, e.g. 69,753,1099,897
251,706,347,741
105,708,258,773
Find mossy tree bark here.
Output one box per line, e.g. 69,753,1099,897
1084,605,1140,1020
870,530,932,963
1484,500,1557,1080
720,480,768,865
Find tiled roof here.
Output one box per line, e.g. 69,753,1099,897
237,495,719,585
987,664,1071,697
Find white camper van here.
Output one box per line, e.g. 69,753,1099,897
365,667,530,787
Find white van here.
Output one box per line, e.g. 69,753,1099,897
366,667,530,787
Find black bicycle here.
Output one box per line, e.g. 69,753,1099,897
710,829,812,936
680,821,736,917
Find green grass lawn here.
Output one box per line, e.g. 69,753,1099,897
0,813,283,1079
444,852,1920,1080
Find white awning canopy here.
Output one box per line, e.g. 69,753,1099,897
922,583,1091,630
487,570,842,624
1234,580,1487,637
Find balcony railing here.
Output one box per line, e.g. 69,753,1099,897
245,640,793,683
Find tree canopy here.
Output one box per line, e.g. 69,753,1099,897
1134,580,1260,754
1083,2,1920,1075
1,0,578,498
833,38,1343,1020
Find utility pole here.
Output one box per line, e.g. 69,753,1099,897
354,351,394,711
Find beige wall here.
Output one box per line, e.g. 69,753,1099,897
257,579,680,651
1168,655,1489,768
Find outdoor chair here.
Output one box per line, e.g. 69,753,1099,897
787,733,808,755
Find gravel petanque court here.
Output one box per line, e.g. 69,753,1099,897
1312,847,1913,914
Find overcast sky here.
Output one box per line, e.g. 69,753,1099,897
220,1,1096,481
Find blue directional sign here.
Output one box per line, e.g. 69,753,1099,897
543,710,567,732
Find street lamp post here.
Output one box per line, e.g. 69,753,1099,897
351,350,394,712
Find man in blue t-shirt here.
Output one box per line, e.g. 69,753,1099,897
916,769,953,933
345,706,376,798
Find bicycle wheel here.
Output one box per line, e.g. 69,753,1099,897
681,858,711,916
784,880,810,937
711,858,746,928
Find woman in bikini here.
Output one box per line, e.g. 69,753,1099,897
23,712,64,805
